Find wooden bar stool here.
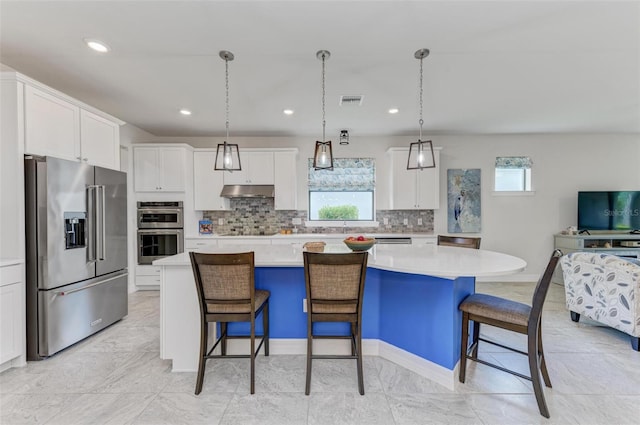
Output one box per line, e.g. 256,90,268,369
458,250,562,418
303,251,368,395
189,251,269,395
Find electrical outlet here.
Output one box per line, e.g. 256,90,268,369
418,218,423,225
218,218,224,225
403,218,409,225
303,298,307,313
383,217,389,225
292,217,302,225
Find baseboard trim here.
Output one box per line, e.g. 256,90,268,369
477,273,538,283
221,338,455,390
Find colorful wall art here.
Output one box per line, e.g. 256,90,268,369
447,169,481,233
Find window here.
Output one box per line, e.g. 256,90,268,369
308,158,375,221
494,156,532,192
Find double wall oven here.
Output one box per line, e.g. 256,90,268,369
137,201,184,264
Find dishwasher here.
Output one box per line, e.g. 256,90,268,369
374,237,413,245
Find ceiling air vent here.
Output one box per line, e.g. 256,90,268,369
339,95,364,106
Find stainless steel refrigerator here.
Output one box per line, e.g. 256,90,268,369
25,156,128,359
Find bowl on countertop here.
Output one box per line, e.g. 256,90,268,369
343,238,376,251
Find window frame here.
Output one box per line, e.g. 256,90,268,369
493,156,535,195
306,157,378,226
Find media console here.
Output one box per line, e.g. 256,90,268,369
553,233,640,284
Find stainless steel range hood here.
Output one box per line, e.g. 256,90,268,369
220,184,275,198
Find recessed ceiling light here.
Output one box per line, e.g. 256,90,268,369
84,38,110,53
388,108,399,114
283,109,294,115
179,109,192,116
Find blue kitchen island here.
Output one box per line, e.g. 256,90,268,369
155,243,526,389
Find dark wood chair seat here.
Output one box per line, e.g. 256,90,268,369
459,293,531,326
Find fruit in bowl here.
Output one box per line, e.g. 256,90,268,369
344,235,376,251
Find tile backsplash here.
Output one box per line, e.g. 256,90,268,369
202,198,434,235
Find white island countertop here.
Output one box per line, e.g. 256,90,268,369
154,243,526,278
184,232,436,239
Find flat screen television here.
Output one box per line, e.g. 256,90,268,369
578,191,640,231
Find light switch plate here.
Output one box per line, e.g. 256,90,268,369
218,218,224,225
418,218,423,225
383,217,389,225
292,217,302,225
403,218,409,225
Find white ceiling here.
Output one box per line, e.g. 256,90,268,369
1,1,638,138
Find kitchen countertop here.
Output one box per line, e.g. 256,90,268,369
185,232,437,239
154,243,525,278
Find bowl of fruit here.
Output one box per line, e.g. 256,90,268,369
343,235,376,251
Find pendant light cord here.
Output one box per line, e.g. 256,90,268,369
419,54,424,141
225,56,230,142
321,52,326,143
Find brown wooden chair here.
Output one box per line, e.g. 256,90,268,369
303,251,368,395
189,251,269,395
458,249,562,418
437,235,481,249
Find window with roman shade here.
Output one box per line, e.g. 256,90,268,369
308,158,375,220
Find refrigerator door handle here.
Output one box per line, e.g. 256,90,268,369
86,185,97,263
97,185,106,261
55,272,128,296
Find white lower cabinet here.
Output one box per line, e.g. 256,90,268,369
412,237,437,246
217,239,272,247
135,265,162,289
184,238,218,251
0,263,24,367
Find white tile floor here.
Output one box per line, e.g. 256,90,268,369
1,282,639,424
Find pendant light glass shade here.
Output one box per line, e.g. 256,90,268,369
313,50,334,170
407,48,436,170
313,140,333,170
214,141,241,171
215,50,242,171
407,139,435,169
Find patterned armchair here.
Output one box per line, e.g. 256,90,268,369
561,252,640,351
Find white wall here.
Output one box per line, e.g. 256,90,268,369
130,132,640,281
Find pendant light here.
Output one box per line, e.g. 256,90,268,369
215,50,241,171
407,48,436,170
313,50,334,170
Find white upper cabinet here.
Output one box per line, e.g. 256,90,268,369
223,151,274,185
134,146,187,192
23,83,121,170
24,85,80,162
388,148,440,210
193,150,229,210
80,109,120,169
274,150,298,210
